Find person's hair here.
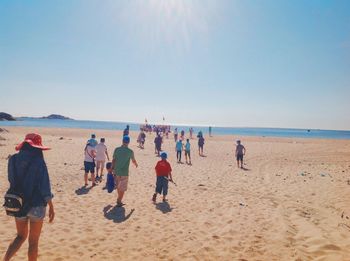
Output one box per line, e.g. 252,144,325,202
91,134,96,138
101,138,105,142
187,139,189,142
20,142,44,158
106,162,112,169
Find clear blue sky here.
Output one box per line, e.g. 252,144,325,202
1,0,349,130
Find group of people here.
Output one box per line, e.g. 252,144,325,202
3,126,246,261
83,134,110,186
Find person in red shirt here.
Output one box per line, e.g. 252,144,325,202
152,152,173,203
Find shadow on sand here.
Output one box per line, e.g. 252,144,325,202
75,186,92,195
241,167,250,171
155,201,173,214
103,205,135,223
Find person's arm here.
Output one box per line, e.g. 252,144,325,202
47,199,55,223
235,146,238,157
111,158,116,174
38,162,54,222
131,152,138,168
105,149,110,161
168,171,173,182
243,146,246,155
132,158,138,168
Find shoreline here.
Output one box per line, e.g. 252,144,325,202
0,124,350,141
1,126,350,142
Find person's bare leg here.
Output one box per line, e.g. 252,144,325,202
84,173,88,186
28,220,43,261
100,166,104,177
96,166,100,178
117,190,125,205
4,219,28,261
91,173,95,186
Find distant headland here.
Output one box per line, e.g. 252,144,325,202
41,114,72,120
0,112,16,121
0,112,73,121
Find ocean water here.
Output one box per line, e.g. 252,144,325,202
1,118,350,140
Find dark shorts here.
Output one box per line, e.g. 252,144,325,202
236,154,244,161
84,161,95,173
155,176,169,196
185,151,191,157
199,144,204,149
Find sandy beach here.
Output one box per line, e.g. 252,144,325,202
1,126,350,261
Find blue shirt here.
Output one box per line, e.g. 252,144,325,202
8,150,53,207
185,142,191,151
176,141,183,151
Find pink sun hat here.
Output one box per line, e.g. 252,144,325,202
15,133,50,151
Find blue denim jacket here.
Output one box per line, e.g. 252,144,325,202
8,150,53,207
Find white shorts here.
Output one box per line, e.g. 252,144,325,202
96,160,105,169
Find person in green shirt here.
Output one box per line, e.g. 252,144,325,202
112,136,138,207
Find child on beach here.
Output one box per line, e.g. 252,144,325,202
185,139,192,165
154,134,162,156
84,140,97,187
198,135,205,156
152,152,173,203
95,138,110,180
235,140,246,168
106,162,115,193
88,134,98,147
176,139,183,163
174,128,178,142
137,130,146,149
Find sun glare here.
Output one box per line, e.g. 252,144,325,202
118,0,217,52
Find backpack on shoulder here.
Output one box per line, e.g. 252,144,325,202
3,154,31,217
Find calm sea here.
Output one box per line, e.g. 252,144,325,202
0,118,349,140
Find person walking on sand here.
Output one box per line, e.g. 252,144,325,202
180,130,185,140
152,152,173,203
235,140,246,168
88,133,98,147
84,140,97,187
198,135,205,156
112,136,138,207
123,125,130,136
3,133,55,261
185,139,192,165
154,134,162,156
189,128,193,139
174,128,178,142
137,129,146,149
95,138,110,180
175,138,183,163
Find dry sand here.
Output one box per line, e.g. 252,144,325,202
1,127,350,261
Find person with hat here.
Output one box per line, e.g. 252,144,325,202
112,136,138,207
3,133,55,261
152,152,173,203
88,134,98,147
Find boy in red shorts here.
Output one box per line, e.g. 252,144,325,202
152,152,173,203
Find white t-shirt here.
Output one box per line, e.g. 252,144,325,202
84,145,96,162
95,143,107,161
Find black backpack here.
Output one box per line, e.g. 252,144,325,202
3,154,32,217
